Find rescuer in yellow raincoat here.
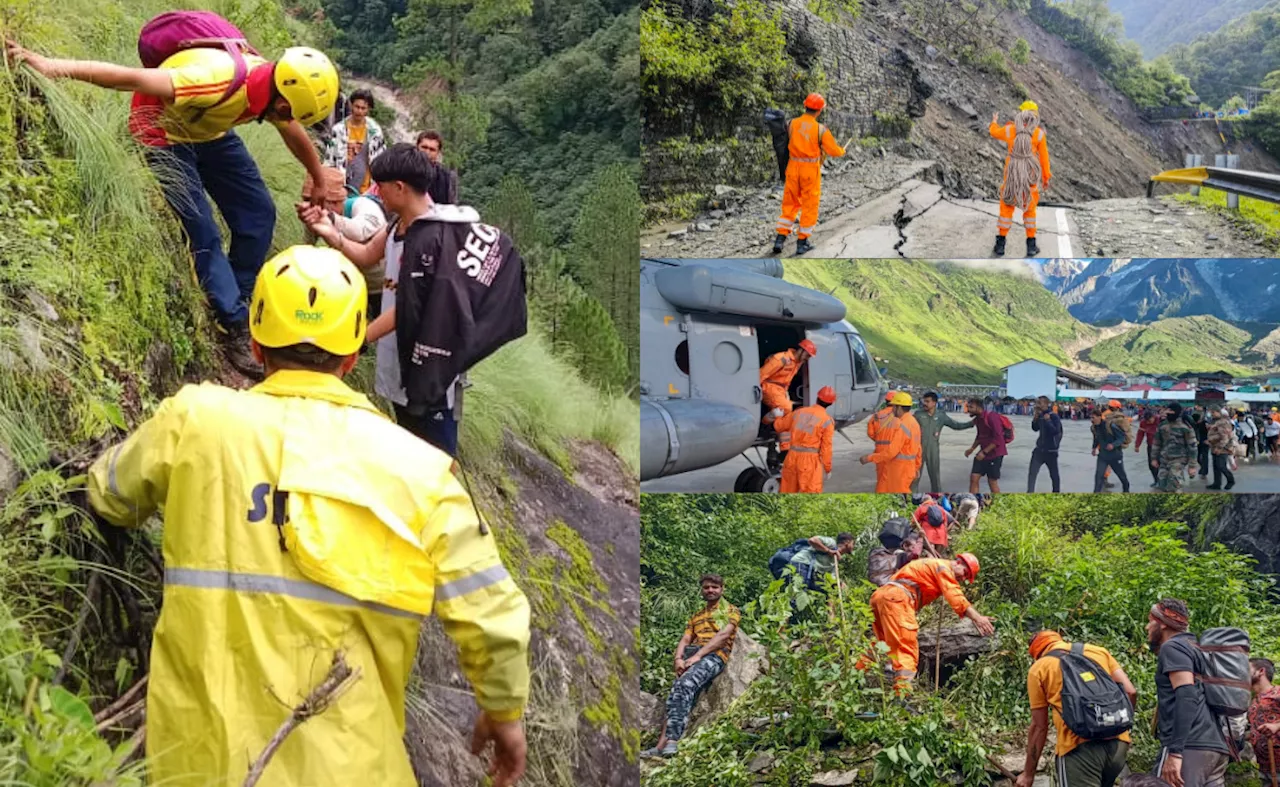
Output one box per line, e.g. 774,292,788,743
86,246,531,787
774,92,846,256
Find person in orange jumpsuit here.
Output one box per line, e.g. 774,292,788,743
856,553,995,694
773,92,846,256
866,390,897,445
990,100,1051,258
860,391,922,493
760,340,816,427
911,494,955,553
771,386,836,493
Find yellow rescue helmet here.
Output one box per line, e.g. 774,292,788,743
1019,100,1039,113
274,47,339,127
249,245,367,356
890,391,914,407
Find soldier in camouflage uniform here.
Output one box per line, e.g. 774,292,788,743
1152,403,1200,492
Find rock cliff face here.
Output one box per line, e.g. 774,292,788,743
1202,494,1280,576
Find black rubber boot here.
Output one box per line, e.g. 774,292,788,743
1026,236,1040,257
772,233,787,254
992,234,1006,256
222,321,264,381
795,238,814,255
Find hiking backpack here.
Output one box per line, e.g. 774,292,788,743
999,414,1015,444
1111,414,1133,449
878,517,911,549
763,109,789,182
137,11,259,121
768,538,813,579
1045,643,1134,740
1195,627,1252,717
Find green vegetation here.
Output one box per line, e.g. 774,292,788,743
1009,36,1031,65
1027,0,1194,108
318,0,639,243
1107,0,1274,57
786,260,1091,384
1086,315,1267,376
1174,189,1280,252
1168,3,1280,108
641,494,1278,785
807,0,862,26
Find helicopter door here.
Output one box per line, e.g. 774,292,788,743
847,332,881,417
685,319,761,414
801,329,853,420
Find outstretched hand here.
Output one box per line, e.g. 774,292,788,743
991,112,999,124
471,713,527,787
5,40,55,77
971,613,997,637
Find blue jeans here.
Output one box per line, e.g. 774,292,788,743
146,132,276,328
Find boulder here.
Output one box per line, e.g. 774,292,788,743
688,632,768,731
925,45,940,60
1203,496,1280,575
811,770,858,786
714,184,735,197
639,691,665,732
694,222,714,232
748,752,774,773
668,228,688,238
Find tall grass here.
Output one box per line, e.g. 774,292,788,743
462,330,639,475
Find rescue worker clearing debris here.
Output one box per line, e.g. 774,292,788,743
861,392,922,494
760,340,816,427
1153,404,1200,492
1017,631,1137,787
6,15,338,380
773,92,846,256
770,386,836,493
1146,598,1231,787
641,574,741,759
855,553,995,695
912,391,975,494
868,518,923,586
990,101,1052,258
85,246,531,787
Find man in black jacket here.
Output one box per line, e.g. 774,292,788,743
1028,395,1062,493
1146,598,1230,787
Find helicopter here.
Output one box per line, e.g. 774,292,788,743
640,258,886,492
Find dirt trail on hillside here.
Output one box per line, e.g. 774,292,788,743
344,75,414,144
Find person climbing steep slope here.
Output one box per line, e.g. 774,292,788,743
6,13,337,379
991,101,1052,258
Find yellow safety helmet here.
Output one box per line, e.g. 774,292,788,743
1019,100,1039,113
274,47,339,127
890,391,914,407
249,245,367,356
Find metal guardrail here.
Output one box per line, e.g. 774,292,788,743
1147,166,1280,204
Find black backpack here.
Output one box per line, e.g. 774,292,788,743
878,517,910,549
769,538,812,578
1045,643,1134,740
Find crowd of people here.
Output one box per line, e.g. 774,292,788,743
644,515,1280,787
6,17,530,786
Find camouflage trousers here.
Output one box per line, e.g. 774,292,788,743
665,654,724,741
1156,459,1191,492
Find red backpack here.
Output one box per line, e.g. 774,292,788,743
137,11,259,119
999,414,1015,444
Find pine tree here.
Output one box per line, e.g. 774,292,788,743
569,164,640,381
487,174,553,253
560,294,630,393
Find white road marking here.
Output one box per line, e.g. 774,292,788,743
1055,208,1072,258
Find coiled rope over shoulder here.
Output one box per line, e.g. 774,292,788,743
1000,109,1042,211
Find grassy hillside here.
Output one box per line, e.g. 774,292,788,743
1086,314,1267,376
0,0,636,782
786,260,1093,385
640,494,1277,786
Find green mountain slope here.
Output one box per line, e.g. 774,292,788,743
1085,315,1267,375
1168,0,1280,106
785,260,1093,385
1108,0,1274,56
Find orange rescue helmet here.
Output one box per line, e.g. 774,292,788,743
956,552,980,583
1108,399,1122,409
1028,630,1063,660
884,390,897,402
804,92,826,111
798,339,818,356
817,385,837,404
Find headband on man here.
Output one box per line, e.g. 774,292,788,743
1150,602,1189,632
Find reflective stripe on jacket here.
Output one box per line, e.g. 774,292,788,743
87,369,531,785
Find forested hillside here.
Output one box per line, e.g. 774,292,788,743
1108,0,1273,56
640,494,1280,786
1167,0,1280,107
0,0,639,783
310,0,641,389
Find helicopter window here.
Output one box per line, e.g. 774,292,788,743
675,340,689,375
849,334,874,385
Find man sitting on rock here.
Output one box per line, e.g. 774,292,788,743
641,574,741,759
